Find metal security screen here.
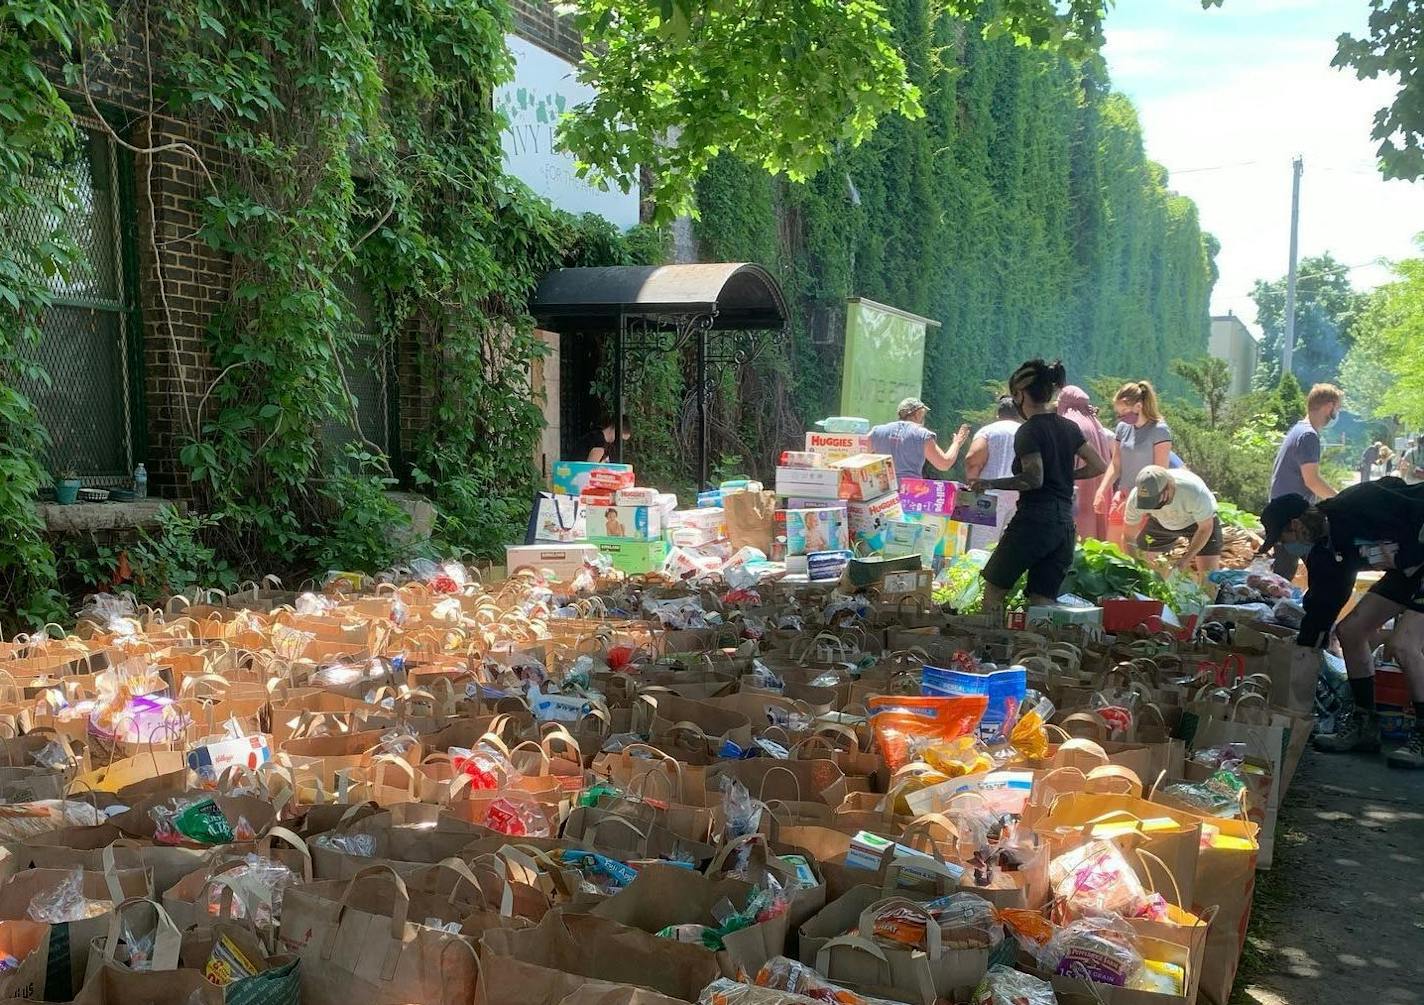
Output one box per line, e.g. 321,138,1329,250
322,279,391,458
12,126,138,484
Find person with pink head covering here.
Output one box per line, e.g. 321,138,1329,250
1057,385,1113,541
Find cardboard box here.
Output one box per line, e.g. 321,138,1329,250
950,488,998,527
779,450,823,468
551,461,634,496
186,733,271,778
775,465,842,500
585,504,664,541
898,476,956,515
804,431,870,464
847,492,904,546
597,539,669,575
778,507,850,556
879,519,938,566
832,453,898,501
783,498,849,515
902,512,970,564
669,507,727,537
505,543,601,582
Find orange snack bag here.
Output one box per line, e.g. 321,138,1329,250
869,694,989,773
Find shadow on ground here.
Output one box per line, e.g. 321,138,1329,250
1233,746,1424,1005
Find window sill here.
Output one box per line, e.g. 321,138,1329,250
37,499,181,535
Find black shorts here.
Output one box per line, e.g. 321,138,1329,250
982,503,1076,599
1370,569,1424,612
1136,516,1224,557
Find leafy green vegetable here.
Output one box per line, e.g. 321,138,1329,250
1217,501,1263,534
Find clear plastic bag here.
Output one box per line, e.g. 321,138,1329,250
312,832,376,857
484,796,549,837
1160,770,1246,817
747,956,906,1005
971,964,1057,1005
203,855,298,928
1049,839,1150,917
720,778,763,843
1047,916,1144,987
29,739,74,770
27,867,111,922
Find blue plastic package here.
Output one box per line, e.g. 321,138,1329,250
921,665,1027,743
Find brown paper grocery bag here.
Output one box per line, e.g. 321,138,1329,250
725,490,776,553
477,911,720,1004
1266,642,1321,715
0,919,49,999
276,863,478,1005
590,862,789,977
63,959,222,1004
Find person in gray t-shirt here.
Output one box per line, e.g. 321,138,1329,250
869,397,970,482
1268,383,1342,578
1094,380,1173,550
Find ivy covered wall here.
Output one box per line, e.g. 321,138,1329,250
693,1,1217,453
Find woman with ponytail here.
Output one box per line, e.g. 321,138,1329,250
972,359,1108,615
1094,380,1174,548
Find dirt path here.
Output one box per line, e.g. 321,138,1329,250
1233,745,1424,1005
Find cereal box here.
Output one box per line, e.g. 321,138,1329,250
832,453,898,501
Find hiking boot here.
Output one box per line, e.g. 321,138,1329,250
1386,731,1424,769
1313,709,1382,753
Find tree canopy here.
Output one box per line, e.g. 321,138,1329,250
1335,0,1424,182
1339,245,1424,427
1250,252,1366,389
559,0,1225,220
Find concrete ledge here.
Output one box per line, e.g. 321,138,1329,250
38,499,180,534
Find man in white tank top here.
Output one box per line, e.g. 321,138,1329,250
964,397,1023,549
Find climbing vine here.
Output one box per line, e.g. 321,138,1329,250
693,0,1217,472
0,1,114,626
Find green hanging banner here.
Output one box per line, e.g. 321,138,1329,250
838,298,938,424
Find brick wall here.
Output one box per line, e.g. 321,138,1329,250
507,0,582,62
36,1,581,503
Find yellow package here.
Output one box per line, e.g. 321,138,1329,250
204,932,260,987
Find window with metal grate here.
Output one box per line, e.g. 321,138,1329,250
12,125,143,486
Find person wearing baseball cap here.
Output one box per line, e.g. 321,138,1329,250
1123,465,1223,578
1261,476,1424,766
869,396,970,482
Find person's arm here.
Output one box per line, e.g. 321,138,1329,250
1178,520,1215,569
1152,439,1172,469
963,435,990,481
587,444,607,462
1094,440,1121,512
925,424,971,471
1296,553,1355,648
1074,441,1107,480
975,452,1043,493
1300,462,1336,499
1123,489,1143,528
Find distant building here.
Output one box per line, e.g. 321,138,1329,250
1210,313,1261,398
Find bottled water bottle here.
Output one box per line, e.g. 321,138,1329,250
133,463,147,499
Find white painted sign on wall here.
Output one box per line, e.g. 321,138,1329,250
496,35,640,230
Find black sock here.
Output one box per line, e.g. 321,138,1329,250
1349,676,1375,712
1414,702,1424,730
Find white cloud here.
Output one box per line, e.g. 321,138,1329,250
1115,37,1424,334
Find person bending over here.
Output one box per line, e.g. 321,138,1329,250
971,359,1107,614
1124,465,1223,580
1259,477,1424,767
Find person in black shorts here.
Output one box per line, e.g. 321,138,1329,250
972,359,1108,613
1123,465,1224,579
1258,477,1424,767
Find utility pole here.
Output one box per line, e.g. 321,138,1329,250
1282,155,1303,377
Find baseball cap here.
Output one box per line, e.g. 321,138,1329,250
1258,494,1311,554
897,397,929,419
1134,466,1172,510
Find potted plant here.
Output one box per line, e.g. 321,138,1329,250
54,468,82,505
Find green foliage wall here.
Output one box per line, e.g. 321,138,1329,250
694,1,1215,456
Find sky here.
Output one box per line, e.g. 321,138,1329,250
1101,0,1424,333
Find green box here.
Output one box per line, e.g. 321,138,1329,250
595,539,669,574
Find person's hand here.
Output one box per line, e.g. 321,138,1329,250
967,479,989,494
953,423,971,444
1093,488,1109,515
1174,556,1195,574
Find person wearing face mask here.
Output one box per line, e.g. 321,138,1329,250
1258,477,1424,766
972,359,1108,614
1094,380,1173,550
1267,383,1343,580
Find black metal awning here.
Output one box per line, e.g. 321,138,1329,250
531,263,791,488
